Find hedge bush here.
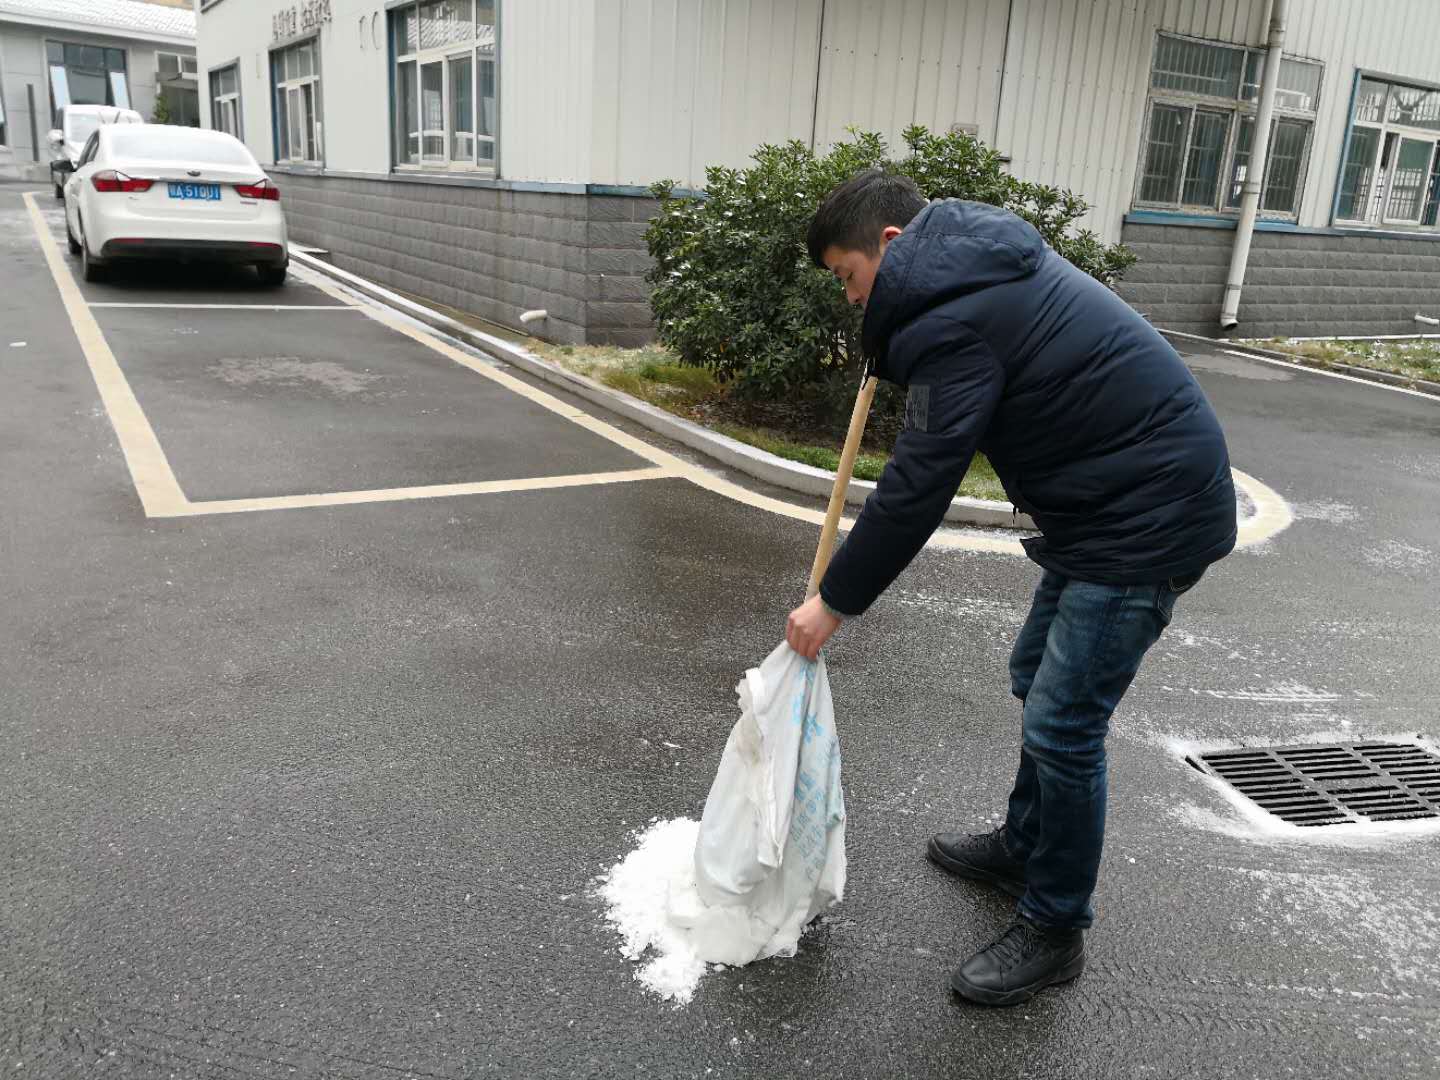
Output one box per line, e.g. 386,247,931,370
644,126,1136,407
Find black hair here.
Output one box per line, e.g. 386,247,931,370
806,169,927,270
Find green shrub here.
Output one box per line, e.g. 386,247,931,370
645,126,1136,403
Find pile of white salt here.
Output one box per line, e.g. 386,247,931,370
594,817,713,1004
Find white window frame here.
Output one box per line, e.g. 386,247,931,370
390,1,498,175
157,52,199,80
1134,32,1322,220
1335,75,1440,231
209,63,242,139
271,40,321,165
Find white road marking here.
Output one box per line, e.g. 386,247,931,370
1222,349,1440,403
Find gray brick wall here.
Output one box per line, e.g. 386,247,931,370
275,172,659,346
1116,222,1440,340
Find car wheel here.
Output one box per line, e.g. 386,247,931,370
256,262,288,287
66,221,81,255
80,228,105,283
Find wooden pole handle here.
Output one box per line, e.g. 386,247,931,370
807,375,879,599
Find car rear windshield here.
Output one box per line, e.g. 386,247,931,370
110,129,256,167
67,116,100,143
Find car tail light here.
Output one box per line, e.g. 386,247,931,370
91,170,153,193
234,179,280,201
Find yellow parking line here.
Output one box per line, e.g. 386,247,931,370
165,467,679,516
296,267,1293,554
88,302,363,310
1234,468,1293,547
23,193,675,519
30,193,1292,550
23,191,191,517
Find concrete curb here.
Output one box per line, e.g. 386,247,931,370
289,250,1035,530
1159,328,1440,399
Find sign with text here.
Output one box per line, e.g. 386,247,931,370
273,0,331,41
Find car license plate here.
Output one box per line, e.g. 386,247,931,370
167,182,220,201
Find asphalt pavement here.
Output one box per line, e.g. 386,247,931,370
2,183,1438,1079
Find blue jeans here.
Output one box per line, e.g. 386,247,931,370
1004,569,1197,930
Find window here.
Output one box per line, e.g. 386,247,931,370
390,1,497,171
1336,76,1440,230
210,64,242,139
157,52,199,80
1135,33,1322,218
271,40,321,163
47,42,130,124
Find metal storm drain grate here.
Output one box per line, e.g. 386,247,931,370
1187,741,1440,826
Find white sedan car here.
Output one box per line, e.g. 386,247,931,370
63,125,289,286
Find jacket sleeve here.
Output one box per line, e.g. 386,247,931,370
819,327,1004,617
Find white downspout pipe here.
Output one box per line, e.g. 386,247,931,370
1220,0,1288,330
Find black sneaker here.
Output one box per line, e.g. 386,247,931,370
950,917,1085,1006
926,826,1026,898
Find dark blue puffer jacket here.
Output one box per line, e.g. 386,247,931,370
820,199,1237,617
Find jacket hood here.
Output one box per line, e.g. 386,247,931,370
861,199,1044,365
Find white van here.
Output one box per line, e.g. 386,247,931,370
48,104,144,198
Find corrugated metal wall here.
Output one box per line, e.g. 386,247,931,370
995,0,1160,241
810,0,1010,153
1153,0,1264,45
503,0,595,183
585,0,822,189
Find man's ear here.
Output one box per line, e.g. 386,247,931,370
878,225,904,255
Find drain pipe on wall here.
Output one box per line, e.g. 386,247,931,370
1220,0,1288,330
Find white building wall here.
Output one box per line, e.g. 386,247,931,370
198,0,597,182
1154,0,1264,45
589,0,822,189
314,4,389,173
190,0,1440,240
196,0,388,172
503,0,594,183
994,0,1162,242
812,0,1009,157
